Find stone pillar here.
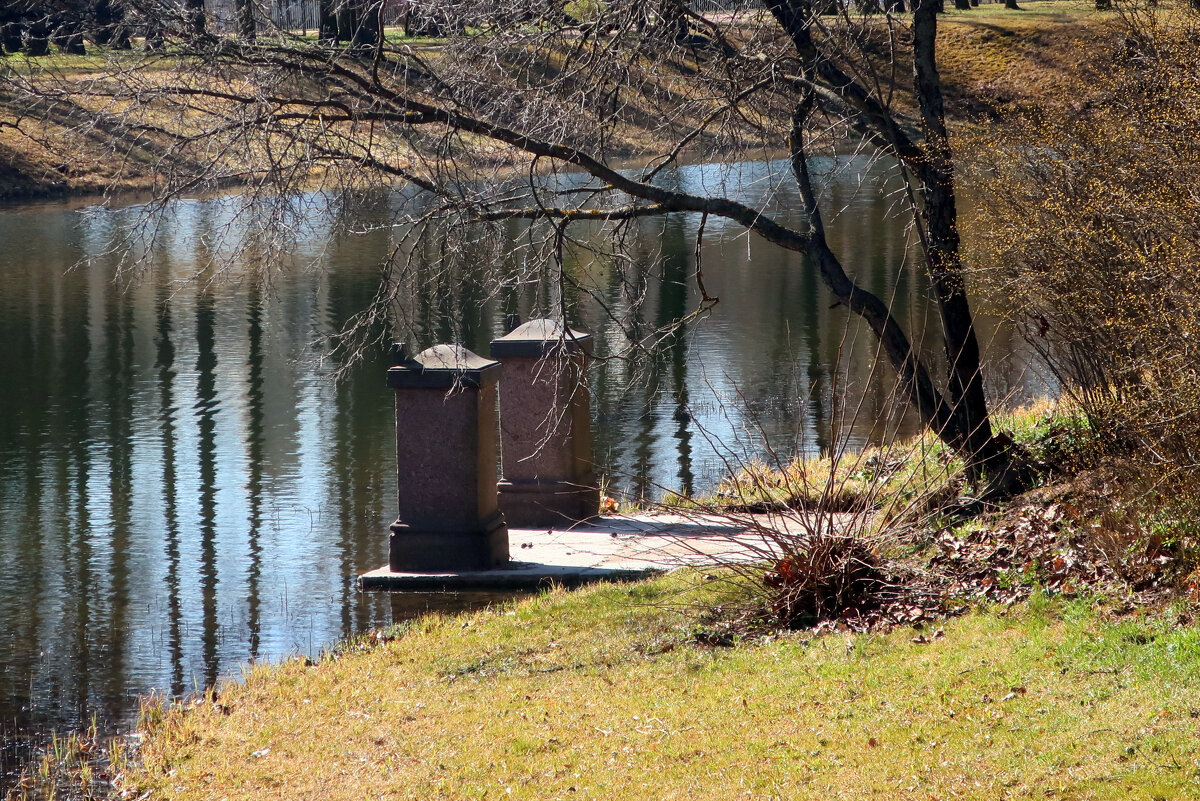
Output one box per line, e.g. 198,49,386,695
490,319,600,527
387,343,509,572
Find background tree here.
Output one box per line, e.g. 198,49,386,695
1,0,25,51
185,0,204,34
236,0,254,40
90,0,131,48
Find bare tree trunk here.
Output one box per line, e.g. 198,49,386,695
89,0,131,48
1,2,23,52
764,0,988,468
185,0,206,35
144,21,164,50
336,4,354,41
658,0,688,42
237,0,255,39
25,12,50,54
787,111,961,450
52,18,86,53
318,0,336,41
350,0,379,51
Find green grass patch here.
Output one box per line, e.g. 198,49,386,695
0,46,149,76
117,573,1200,801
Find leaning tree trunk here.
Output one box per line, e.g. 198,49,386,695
764,0,1011,484
911,0,1019,486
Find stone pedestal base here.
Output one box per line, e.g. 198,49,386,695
388,511,509,572
498,476,601,528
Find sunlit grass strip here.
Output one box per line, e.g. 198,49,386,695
668,399,1086,518
122,575,1200,801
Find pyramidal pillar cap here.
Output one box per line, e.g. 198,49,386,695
387,343,500,390
490,318,594,359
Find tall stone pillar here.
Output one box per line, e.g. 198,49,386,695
490,319,600,527
387,343,509,571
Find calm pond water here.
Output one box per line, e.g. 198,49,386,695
0,156,1042,779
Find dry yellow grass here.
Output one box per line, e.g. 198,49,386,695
937,1,1124,115
0,2,1129,201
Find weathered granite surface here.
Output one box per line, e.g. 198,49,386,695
386,344,509,572
491,319,600,527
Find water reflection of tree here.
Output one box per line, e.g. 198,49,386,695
101,267,136,723
654,216,695,498
64,266,95,732
322,258,394,640
1,245,52,749
0,217,63,735
194,281,221,689
244,285,266,661
154,267,187,698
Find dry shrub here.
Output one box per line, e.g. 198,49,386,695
973,6,1200,521
764,536,886,627
662,423,961,632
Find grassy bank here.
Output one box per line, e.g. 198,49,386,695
0,2,1123,202
12,398,1200,799
103,575,1200,800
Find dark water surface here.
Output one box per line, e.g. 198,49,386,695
0,157,1041,779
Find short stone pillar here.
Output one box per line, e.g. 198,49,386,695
386,343,509,572
490,319,600,527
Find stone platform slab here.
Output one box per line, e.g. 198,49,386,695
359,513,792,591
